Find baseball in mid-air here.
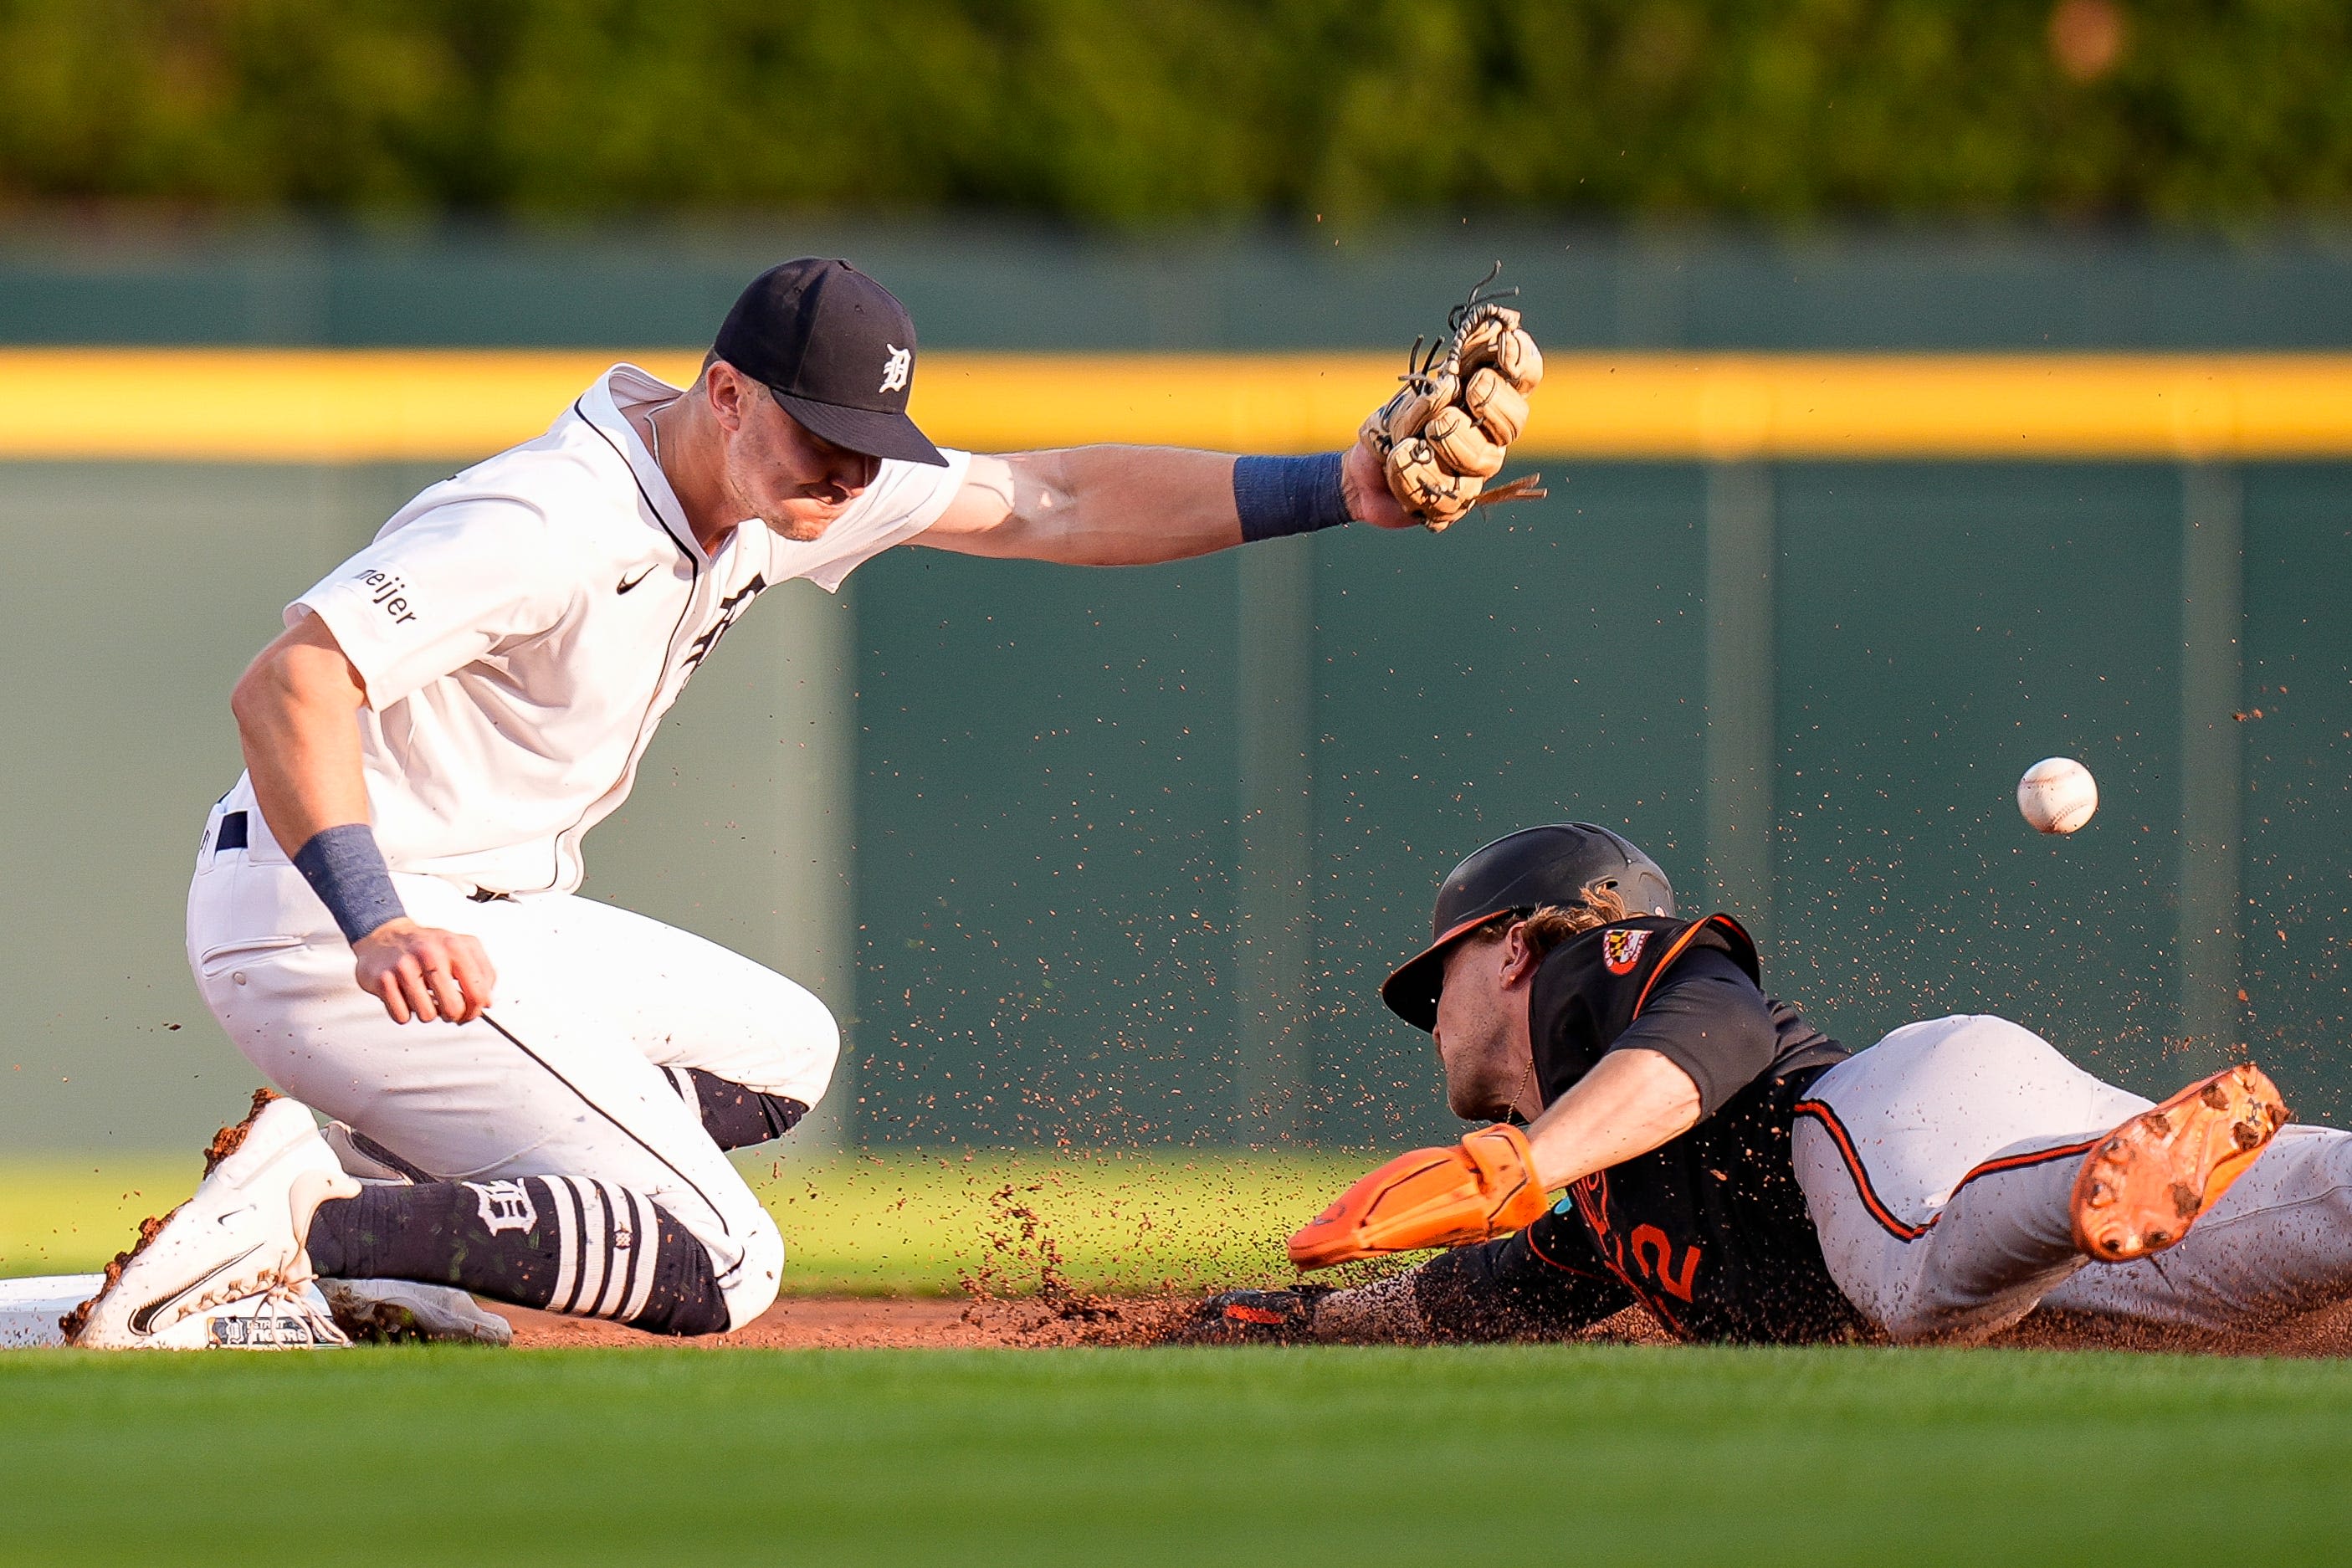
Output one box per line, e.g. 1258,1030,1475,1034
2017,756,2098,834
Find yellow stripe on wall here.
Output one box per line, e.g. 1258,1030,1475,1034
2,348,2350,462
0,350,708,464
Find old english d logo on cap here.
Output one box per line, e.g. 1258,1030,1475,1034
714,259,947,466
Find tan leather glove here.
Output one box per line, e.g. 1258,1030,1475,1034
1357,265,1549,532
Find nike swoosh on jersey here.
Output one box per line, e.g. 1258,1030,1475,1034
616,566,657,593
126,1242,267,1335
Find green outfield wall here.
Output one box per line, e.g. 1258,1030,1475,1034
8,223,2352,351
847,462,2352,1148
1,228,2347,1152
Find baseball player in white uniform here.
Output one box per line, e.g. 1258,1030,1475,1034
70,259,1534,1348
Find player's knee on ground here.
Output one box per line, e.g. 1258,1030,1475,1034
662,1156,785,1332
717,1206,785,1333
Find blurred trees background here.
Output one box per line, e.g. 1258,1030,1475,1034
0,0,2347,226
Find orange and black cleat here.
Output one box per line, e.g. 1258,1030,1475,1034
2072,1064,2289,1261
1178,1286,1332,1345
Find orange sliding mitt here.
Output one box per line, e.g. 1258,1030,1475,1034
1289,1125,1553,1270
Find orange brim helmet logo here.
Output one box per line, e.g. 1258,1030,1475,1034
1603,927,1649,976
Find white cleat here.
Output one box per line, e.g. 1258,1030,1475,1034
65,1090,362,1350
324,1279,513,1346
112,1281,351,1350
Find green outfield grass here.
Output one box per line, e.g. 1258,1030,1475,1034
0,1149,1366,1295
3,1343,2349,1565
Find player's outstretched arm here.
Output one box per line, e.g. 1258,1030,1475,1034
913,270,1547,565
231,614,495,1026
1520,1047,1702,1192
911,438,1415,567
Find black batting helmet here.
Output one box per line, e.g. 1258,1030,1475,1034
1378,823,1676,1032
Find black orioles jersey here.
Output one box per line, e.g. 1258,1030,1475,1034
1415,915,1864,1345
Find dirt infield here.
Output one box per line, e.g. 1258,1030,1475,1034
1995,1299,2352,1358
503,1295,2352,1355
501,1295,1145,1350
503,1296,1681,1350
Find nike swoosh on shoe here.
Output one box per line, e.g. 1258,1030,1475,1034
127,1243,267,1336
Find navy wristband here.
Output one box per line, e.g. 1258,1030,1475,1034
291,823,408,945
1233,452,1351,543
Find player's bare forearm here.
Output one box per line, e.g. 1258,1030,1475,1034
916,447,1236,564
916,441,1412,565
229,613,374,853
231,614,494,1022
1523,1048,1703,1191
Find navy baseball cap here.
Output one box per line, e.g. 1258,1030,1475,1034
714,259,946,466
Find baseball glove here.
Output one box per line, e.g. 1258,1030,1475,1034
1360,264,1550,532
1288,1124,1552,1269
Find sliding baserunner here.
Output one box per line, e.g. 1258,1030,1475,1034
70,259,1550,1348
1196,823,2352,1348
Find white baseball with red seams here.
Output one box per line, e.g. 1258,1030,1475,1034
2016,756,2098,835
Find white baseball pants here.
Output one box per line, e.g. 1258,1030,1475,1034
1795,1013,2352,1344
185,802,839,1330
